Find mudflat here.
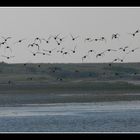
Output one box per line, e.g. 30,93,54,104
0,62,140,106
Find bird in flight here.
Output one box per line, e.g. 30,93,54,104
118,46,129,52
58,35,67,43
70,34,79,41
82,55,89,62
37,51,51,56
56,40,61,46
98,37,107,43
112,56,126,63
126,47,140,54
98,49,117,56
57,47,65,54
53,34,61,41
29,51,39,56
96,52,105,58
28,43,40,50
88,49,95,54
84,37,93,43
34,37,42,44
14,39,26,45
4,45,12,53
63,51,70,56
1,55,15,59
128,29,140,37
43,48,56,54
112,33,120,39
0,41,7,47
70,45,77,54
42,36,52,44
1,36,12,43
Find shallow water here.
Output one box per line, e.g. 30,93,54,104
0,101,140,132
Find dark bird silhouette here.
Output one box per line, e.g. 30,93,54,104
82,55,88,62
56,40,61,46
96,49,117,58
96,52,105,58
14,39,26,44
8,80,12,87
56,77,63,81
119,46,129,52
70,34,79,41
128,29,140,37
4,45,12,53
94,38,100,42
43,48,56,54
0,41,7,47
37,51,51,56
27,77,33,81
112,56,126,63
88,49,95,54
28,43,40,50
57,47,64,53
103,49,117,54
70,45,77,54
1,36,12,43
63,51,70,56
42,36,52,44
29,51,38,56
126,47,140,54
84,37,93,43
1,55,15,59
53,34,61,40
75,70,79,73
34,37,42,44
58,35,67,43
112,33,120,39
115,72,119,76
99,37,107,43
28,43,35,48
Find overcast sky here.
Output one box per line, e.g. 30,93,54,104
0,7,140,63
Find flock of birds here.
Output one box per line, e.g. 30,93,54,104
0,29,140,85
0,29,140,64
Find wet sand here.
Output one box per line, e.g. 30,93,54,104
0,101,140,132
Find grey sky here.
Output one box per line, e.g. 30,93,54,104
0,7,140,63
